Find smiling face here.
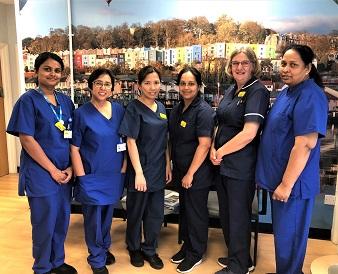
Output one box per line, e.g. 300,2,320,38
139,72,161,101
91,73,113,103
179,71,199,102
35,58,62,90
279,49,311,87
231,52,254,87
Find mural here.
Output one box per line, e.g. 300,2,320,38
17,0,338,229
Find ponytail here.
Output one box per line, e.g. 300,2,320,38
309,64,324,88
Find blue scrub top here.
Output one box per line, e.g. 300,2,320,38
119,99,168,192
72,101,125,205
7,89,74,197
256,79,328,199
215,77,270,180
169,96,216,189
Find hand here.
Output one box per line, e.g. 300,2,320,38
181,173,193,189
215,148,224,162
272,182,293,203
210,147,222,166
60,167,73,184
50,168,67,184
166,164,172,184
135,173,147,192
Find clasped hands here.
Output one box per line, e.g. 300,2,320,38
210,147,223,166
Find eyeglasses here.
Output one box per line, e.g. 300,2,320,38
231,60,251,67
93,80,112,89
179,81,197,87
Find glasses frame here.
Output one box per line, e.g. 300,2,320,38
179,81,197,87
230,60,252,68
92,80,113,89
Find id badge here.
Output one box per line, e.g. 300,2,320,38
64,130,72,139
117,143,126,152
55,121,66,131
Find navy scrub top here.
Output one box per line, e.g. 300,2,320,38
256,79,328,199
169,96,215,189
7,89,74,197
119,99,168,192
215,77,270,181
72,101,125,205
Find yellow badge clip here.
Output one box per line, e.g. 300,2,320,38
238,91,246,97
55,121,66,131
159,113,167,119
180,120,187,128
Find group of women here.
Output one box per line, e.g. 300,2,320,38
7,43,328,274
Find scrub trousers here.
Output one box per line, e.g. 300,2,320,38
126,189,164,256
82,204,114,268
271,197,314,274
28,186,72,274
179,187,209,261
216,175,255,274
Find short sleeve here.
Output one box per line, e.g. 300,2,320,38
7,94,36,137
293,89,327,138
113,102,125,125
71,109,85,147
244,87,270,124
196,105,215,137
119,102,140,139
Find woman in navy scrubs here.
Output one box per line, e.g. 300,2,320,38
7,52,77,274
70,68,126,274
119,65,172,270
211,47,269,274
256,45,328,274
169,67,215,273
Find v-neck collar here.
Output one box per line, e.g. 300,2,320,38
179,96,201,114
89,101,113,121
136,99,159,115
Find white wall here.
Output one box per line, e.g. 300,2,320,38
0,2,22,172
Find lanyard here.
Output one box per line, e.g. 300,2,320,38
36,88,63,122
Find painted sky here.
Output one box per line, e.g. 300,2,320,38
19,0,338,38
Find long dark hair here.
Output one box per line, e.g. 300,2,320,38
177,66,202,86
137,65,161,84
282,44,324,88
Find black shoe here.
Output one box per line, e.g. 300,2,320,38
171,249,185,264
215,267,249,274
129,249,144,267
91,266,109,274
105,250,115,265
143,253,164,270
177,258,202,273
218,257,255,272
51,263,77,274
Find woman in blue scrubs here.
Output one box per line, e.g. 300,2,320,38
119,65,172,270
70,68,126,274
256,45,328,274
7,52,77,274
169,67,215,273
211,47,270,274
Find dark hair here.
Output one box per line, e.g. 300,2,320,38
282,44,323,88
34,52,64,71
177,66,202,86
87,68,115,90
138,65,161,84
